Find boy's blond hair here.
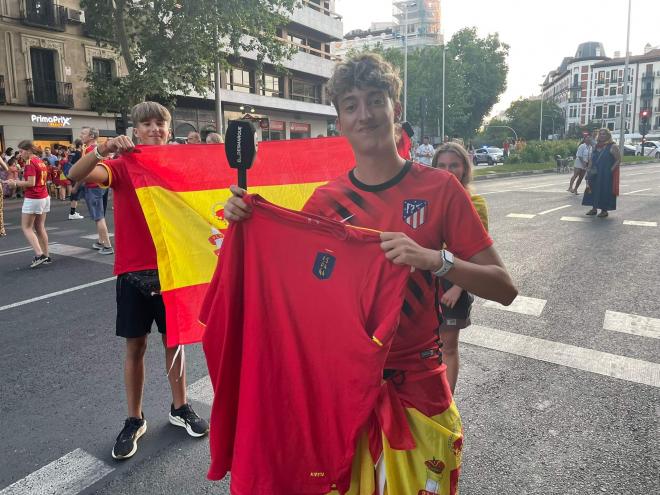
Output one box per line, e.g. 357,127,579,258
131,101,171,125
327,53,402,112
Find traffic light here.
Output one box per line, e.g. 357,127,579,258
640,109,650,137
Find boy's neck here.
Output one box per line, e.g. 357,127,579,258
353,147,407,185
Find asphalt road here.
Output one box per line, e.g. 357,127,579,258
1,162,659,495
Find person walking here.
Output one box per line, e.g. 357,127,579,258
222,53,517,494
431,142,489,394
80,127,113,253
69,101,209,460
65,140,85,219
569,135,592,194
1,141,51,266
583,128,620,218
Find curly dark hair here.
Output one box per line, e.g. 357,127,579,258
327,53,402,113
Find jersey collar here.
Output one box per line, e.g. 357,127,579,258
349,161,412,192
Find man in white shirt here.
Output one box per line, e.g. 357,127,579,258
415,136,434,166
568,135,592,194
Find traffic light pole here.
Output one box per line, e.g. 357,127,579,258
619,0,631,151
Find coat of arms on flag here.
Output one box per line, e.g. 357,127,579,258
402,199,428,229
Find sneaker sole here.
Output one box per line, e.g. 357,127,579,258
168,413,208,438
99,250,114,255
111,422,147,460
30,259,47,268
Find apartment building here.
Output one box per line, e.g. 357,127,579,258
332,0,442,58
172,0,343,141
542,42,660,140
0,0,123,150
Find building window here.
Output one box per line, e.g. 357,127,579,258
608,105,616,118
595,106,603,119
290,79,321,104
609,86,617,96
92,58,113,80
597,71,605,84
261,74,282,98
610,69,617,82
596,87,604,97
227,68,254,93
607,122,615,131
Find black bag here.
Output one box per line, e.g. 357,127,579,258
124,269,161,297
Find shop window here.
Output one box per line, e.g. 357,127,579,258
290,122,311,139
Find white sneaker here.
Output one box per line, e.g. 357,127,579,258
68,212,84,219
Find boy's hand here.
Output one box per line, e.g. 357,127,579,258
223,185,252,222
380,232,441,271
100,135,135,156
440,285,463,308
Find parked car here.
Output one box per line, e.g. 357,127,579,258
623,144,636,156
473,147,504,165
635,140,660,158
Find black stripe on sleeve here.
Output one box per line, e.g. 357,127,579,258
407,278,424,304
401,299,413,317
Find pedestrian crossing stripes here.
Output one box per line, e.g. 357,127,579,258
623,220,657,227
560,216,592,223
80,233,115,240
482,295,546,317
506,213,536,219
538,205,571,215
603,311,660,340
48,244,114,265
0,448,113,495
461,325,660,388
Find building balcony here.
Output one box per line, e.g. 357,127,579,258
641,72,656,82
640,87,654,98
0,75,6,104
26,79,73,108
290,0,343,40
21,0,66,32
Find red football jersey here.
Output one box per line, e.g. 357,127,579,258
201,195,408,494
303,162,493,374
23,157,49,199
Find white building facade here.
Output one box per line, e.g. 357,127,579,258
543,42,660,141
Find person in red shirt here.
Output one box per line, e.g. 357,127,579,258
69,102,208,461
2,140,51,267
224,53,517,494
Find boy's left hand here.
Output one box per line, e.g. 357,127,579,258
380,232,441,271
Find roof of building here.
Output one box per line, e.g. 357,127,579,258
592,49,660,68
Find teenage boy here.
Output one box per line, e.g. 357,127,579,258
80,126,113,254
69,102,209,460
224,53,517,493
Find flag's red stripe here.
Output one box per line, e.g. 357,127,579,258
124,137,355,192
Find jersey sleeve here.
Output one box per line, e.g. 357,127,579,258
98,157,125,189
442,177,493,261
470,194,490,232
302,187,327,216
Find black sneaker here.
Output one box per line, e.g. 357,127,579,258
112,415,147,460
169,403,209,438
30,254,48,268
43,256,53,265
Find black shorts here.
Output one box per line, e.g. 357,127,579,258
439,279,474,326
116,272,166,338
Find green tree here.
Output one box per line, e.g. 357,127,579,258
505,98,565,141
81,0,297,115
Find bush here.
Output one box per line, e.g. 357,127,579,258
508,139,581,163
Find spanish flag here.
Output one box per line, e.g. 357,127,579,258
123,137,355,347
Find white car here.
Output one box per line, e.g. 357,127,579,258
473,147,504,165
635,140,660,158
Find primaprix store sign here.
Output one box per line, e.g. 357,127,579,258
31,114,72,128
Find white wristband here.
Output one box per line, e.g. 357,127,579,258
94,146,104,161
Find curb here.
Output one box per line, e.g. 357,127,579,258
473,159,660,181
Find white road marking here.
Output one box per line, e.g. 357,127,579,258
538,205,571,215
603,311,660,340
0,277,115,312
623,220,657,227
48,244,114,265
0,448,114,495
622,188,652,195
561,216,592,223
506,213,536,219
0,243,60,257
45,227,59,231
188,375,213,406
80,233,114,240
482,295,546,317
461,325,660,388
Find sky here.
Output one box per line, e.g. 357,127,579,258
334,0,660,116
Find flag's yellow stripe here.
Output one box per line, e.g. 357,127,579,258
136,182,326,290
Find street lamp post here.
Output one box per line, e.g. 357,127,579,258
441,44,446,141
539,92,544,141
402,2,416,122
619,0,632,150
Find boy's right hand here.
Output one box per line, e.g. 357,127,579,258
100,135,135,156
223,185,252,222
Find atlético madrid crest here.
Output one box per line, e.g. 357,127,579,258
403,199,428,229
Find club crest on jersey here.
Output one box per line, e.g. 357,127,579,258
403,199,428,229
313,252,336,280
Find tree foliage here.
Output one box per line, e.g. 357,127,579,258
80,0,298,114
504,97,565,141
364,28,508,140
